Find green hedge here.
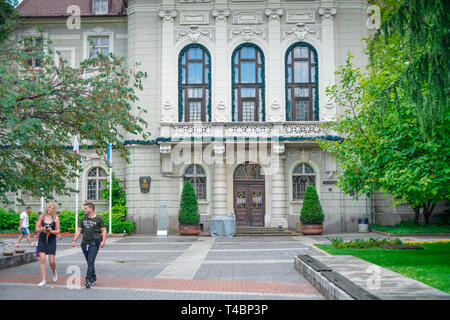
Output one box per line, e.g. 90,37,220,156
0,205,135,234
300,185,324,225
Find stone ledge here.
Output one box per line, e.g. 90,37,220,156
0,251,38,270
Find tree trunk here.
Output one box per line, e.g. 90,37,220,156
413,206,420,224
422,201,436,225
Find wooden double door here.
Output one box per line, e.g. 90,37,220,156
234,182,265,226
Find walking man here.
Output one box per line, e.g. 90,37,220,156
72,202,106,288
16,207,35,247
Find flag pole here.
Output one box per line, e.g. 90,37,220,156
73,135,80,231
40,196,44,213
108,142,112,234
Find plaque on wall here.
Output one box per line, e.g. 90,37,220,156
139,176,151,193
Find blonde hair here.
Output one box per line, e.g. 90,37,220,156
45,202,57,217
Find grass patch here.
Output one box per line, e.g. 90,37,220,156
315,243,450,293
370,222,450,234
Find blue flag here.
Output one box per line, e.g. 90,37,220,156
107,143,112,165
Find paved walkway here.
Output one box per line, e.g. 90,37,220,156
0,235,325,300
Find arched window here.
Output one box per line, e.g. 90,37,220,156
286,43,318,121
292,163,316,200
87,167,107,201
184,165,207,201
232,44,265,122
179,45,211,122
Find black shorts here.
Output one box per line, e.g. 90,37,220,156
38,235,57,255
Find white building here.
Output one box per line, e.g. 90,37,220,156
13,0,418,234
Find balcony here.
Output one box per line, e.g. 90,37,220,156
159,121,337,141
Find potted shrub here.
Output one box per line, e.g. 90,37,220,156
300,184,324,235
178,180,201,235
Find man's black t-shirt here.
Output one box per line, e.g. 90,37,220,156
80,215,105,245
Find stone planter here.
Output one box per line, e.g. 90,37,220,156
300,224,323,235
178,225,201,236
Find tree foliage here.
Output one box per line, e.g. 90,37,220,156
300,184,324,225
0,7,149,204
319,0,449,223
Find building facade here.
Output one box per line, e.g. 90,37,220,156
12,0,421,234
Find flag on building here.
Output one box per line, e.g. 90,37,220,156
107,142,112,165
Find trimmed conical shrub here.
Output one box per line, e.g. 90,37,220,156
300,184,324,225
178,180,200,226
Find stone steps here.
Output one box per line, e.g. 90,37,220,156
235,227,296,236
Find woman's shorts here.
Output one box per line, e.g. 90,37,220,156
21,227,30,235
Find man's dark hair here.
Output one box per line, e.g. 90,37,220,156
84,202,95,211
26,206,31,210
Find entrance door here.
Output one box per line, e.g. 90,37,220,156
233,163,265,226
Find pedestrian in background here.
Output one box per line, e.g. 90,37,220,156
16,207,34,248
36,202,60,286
72,202,106,288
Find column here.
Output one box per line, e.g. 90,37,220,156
264,7,284,122
270,143,287,227
318,5,337,121
213,144,227,216
159,8,177,122
212,4,230,122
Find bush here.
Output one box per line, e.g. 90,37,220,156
178,180,200,226
0,208,38,231
58,209,85,233
300,184,324,225
327,237,403,249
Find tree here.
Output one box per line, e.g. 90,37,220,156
300,185,324,225
0,5,149,204
178,180,200,226
319,0,449,224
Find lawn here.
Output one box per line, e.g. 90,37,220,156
370,222,450,234
315,243,450,294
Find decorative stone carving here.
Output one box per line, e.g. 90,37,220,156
224,124,273,137
323,101,336,121
180,11,210,25
216,100,226,110
212,9,231,22
230,26,265,40
233,11,263,24
159,145,172,154
213,144,225,154
318,7,337,20
283,23,319,41
170,125,214,138
282,124,325,137
159,10,178,23
177,25,212,42
286,10,315,24
161,101,175,122
272,144,285,154
264,8,284,21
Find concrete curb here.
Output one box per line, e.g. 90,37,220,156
0,252,38,270
370,230,450,237
294,255,354,300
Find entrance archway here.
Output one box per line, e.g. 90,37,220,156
233,162,265,226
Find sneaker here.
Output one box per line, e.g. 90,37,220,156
38,280,46,286
52,270,58,282
90,280,96,286
85,281,91,289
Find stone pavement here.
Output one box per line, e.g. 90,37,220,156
0,235,325,300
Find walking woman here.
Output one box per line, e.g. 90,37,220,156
36,202,60,286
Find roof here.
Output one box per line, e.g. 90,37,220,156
17,0,127,18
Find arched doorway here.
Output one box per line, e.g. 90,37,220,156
233,162,265,226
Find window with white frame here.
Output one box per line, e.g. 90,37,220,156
93,0,108,15
87,36,110,58
183,165,207,201
24,36,43,68
292,163,316,200
87,167,107,201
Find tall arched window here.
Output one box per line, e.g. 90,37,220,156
285,43,318,121
184,164,207,201
292,163,316,200
179,45,211,122
87,167,107,201
232,44,265,122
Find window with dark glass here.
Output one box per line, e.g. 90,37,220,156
292,163,316,200
232,45,264,122
24,37,43,68
184,165,207,201
87,167,107,200
180,46,210,122
286,44,318,121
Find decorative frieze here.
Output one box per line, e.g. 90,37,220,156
159,10,178,23
230,26,265,41
282,124,327,137
233,11,263,24
224,124,273,137
318,7,337,20
283,23,319,41
286,10,315,24
177,25,213,42
180,11,210,25
170,124,214,138
264,8,284,22
212,9,230,22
